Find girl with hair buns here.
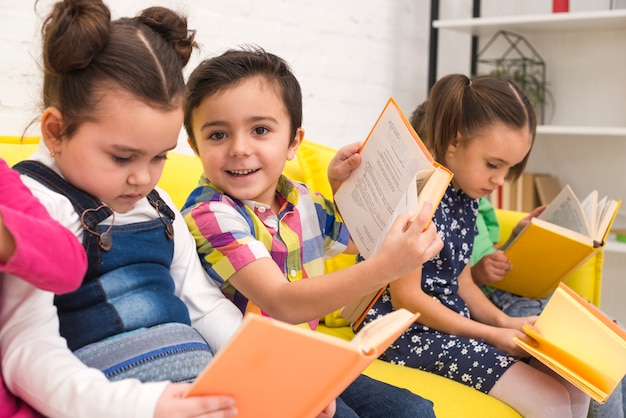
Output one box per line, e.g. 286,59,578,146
355,74,591,417
0,1,241,417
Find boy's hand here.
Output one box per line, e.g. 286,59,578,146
155,383,237,418
471,251,511,286
374,201,443,280
328,142,362,195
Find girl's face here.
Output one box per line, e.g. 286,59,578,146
190,76,303,211
43,88,182,213
445,121,532,199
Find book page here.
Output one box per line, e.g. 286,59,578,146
595,195,608,234
538,185,591,238
371,174,419,255
334,99,437,259
580,190,598,237
595,197,621,243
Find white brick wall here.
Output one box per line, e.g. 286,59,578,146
0,0,432,152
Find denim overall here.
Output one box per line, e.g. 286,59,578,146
15,161,212,382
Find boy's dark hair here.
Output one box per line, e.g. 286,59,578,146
184,45,302,149
39,0,197,138
415,74,537,181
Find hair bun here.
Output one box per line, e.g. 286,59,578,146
135,7,197,67
42,0,111,74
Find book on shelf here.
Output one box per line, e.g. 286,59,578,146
489,172,544,212
333,97,453,327
185,309,420,418
534,173,562,206
492,184,621,299
515,172,541,213
514,282,626,404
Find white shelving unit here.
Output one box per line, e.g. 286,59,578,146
433,9,626,36
434,9,626,323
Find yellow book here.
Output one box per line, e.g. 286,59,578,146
514,283,626,404
185,309,420,418
492,185,621,298
335,97,452,327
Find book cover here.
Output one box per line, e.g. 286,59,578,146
185,309,420,418
514,283,626,404
492,217,602,298
334,97,452,326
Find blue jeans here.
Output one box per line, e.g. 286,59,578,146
589,380,625,418
489,289,625,418
335,374,435,418
487,288,550,317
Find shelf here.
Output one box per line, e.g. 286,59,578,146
433,9,626,37
536,125,626,138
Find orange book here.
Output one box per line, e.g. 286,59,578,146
335,97,452,327
185,309,420,417
514,283,626,404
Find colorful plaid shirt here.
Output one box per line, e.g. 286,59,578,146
182,174,349,328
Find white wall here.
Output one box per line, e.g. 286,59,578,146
0,0,432,153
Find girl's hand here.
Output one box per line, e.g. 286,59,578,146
504,315,538,331
154,383,237,418
316,399,337,418
471,251,511,286
512,205,547,236
328,142,362,195
487,327,530,358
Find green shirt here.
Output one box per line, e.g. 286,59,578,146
471,197,501,295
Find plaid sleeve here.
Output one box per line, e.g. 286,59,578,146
183,197,270,285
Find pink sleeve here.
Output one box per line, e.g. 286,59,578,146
0,159,86,293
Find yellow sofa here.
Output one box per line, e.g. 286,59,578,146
1,137,603,417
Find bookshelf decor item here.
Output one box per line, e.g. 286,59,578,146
476,30,552,124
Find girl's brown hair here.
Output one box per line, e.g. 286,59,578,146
416,74,537,181
39,0,197,138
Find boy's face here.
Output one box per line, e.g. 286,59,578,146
191,76,302,210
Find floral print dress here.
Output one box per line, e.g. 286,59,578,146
361,184,518,393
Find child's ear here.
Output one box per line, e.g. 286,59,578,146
287,128,304,161
187,137,199,155
446,133,461,158
41,107,64,155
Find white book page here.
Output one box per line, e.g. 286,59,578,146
580,191,598,236
334,102,432,259
371,174,419,255
594,195,608,237
538,185,592,238
595,198,620,243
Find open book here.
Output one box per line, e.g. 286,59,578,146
492,185,621,299
334,97,452,326
185,309,420,418
514,283,626,404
